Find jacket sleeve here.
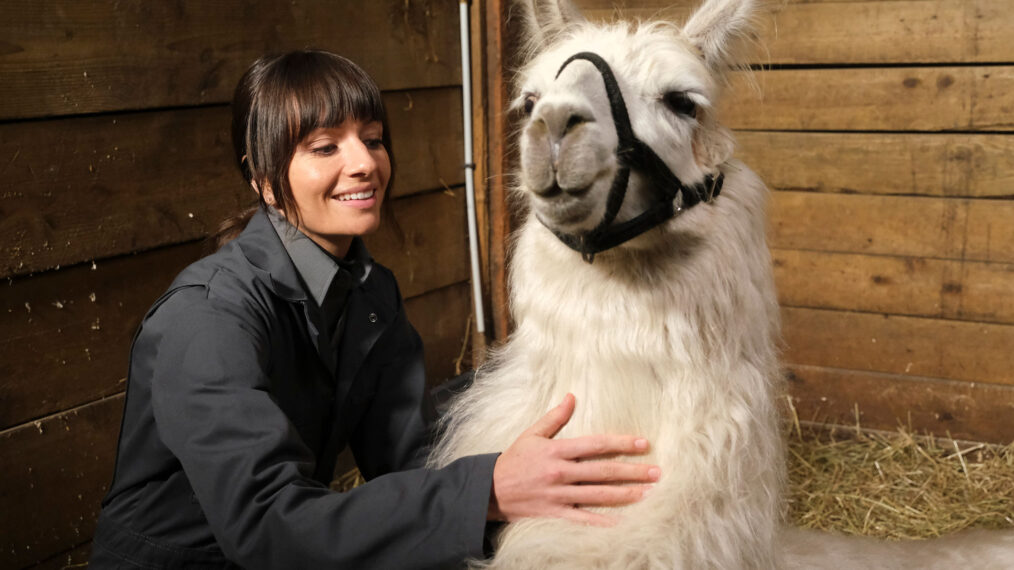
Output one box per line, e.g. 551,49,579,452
145,287,497,570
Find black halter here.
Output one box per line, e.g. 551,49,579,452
545,51,723,263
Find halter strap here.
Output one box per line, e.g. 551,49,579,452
546,51,723,263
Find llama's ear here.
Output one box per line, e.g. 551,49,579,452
682,0,758,73
515,0,587,51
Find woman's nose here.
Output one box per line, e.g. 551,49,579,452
345,139,377,177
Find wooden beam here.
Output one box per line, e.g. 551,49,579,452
769,191,1014,264
405,281,474,387
367,189,472,301
786,364,1014,444
737,131,1014,198
773,249,1014,326
723,66,1014,132
579,0,1014,65
1,88,465,279
0,395,123,569
781,306,1014,386
0,0,462,119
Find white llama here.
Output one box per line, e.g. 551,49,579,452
429,1,1014,568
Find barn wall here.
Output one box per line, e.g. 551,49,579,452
574,0,1014,443
0,1,473,568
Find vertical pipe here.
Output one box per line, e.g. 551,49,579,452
459,0,486,335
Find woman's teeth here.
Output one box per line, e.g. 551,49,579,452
336,189,375,201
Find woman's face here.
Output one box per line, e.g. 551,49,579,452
279,119,390,257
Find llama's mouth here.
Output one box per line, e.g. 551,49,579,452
535,182,590,199
534,193,596,230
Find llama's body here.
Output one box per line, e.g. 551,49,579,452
430,1,1014,568
432,163,784,569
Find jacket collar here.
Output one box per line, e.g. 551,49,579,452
234,208,395,381
236,208,309,302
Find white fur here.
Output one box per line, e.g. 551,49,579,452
429,1,1014,568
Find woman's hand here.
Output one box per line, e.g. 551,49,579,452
487,393,660,526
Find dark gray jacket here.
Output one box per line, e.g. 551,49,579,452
91,209,496,569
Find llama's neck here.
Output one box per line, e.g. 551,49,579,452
505,168,780,440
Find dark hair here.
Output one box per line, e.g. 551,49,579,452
215,50,396,247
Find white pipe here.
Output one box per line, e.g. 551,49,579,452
459,0,486,335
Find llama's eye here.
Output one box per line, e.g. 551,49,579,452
522,94,538,116
662,91,696,118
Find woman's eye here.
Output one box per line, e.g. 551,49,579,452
662,91,697,119
311,144,338,155
364,138,385,149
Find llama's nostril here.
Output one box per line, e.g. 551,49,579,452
565,114,587,134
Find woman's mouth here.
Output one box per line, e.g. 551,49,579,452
335,188,376,202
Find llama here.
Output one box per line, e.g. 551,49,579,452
429,1,1014,568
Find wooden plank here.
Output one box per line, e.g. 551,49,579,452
487,0,516,341
722,66,1014,132
580,0,1014,65
1,87,465,279
786,364,1014,444
405,281,474,388
32,542,92,570
768,191,1014,264
0,0,461,119
386,88,466,200
736,131,1014,198
0,243,201,430
773,249,1014,325
368,189,472,301
0,189,470,429
781,306,1014,387
0,395,124,569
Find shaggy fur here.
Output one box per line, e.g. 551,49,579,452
429,1,1014,568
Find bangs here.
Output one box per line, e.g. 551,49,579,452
280,52,387,145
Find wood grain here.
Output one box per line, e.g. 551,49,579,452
786,364,1014,444
781,306,1014,386
736,131,1014,198
773,249,1014,326
406,281,474,387
1,87,465,279
768,191,1014,264
580,0,1014,65
723,66,1014,132
367,189,472,301
1,190,470,429
0,395,124,569
0,0,461,119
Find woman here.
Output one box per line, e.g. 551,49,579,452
90,50,659,569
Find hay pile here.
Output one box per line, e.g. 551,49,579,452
787,424,1014,539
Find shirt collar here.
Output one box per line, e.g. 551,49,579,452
267,208,373,307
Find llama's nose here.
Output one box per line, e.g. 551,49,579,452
531,100,594,152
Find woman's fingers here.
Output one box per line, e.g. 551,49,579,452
560,461,661,484
556,483,651,507
554,434,650,460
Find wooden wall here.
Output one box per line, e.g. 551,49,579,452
0,1,473,568
573,0,1014,443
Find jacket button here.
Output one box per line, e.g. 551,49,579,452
368,312,378,323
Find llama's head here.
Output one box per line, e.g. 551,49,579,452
513,0,757,260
